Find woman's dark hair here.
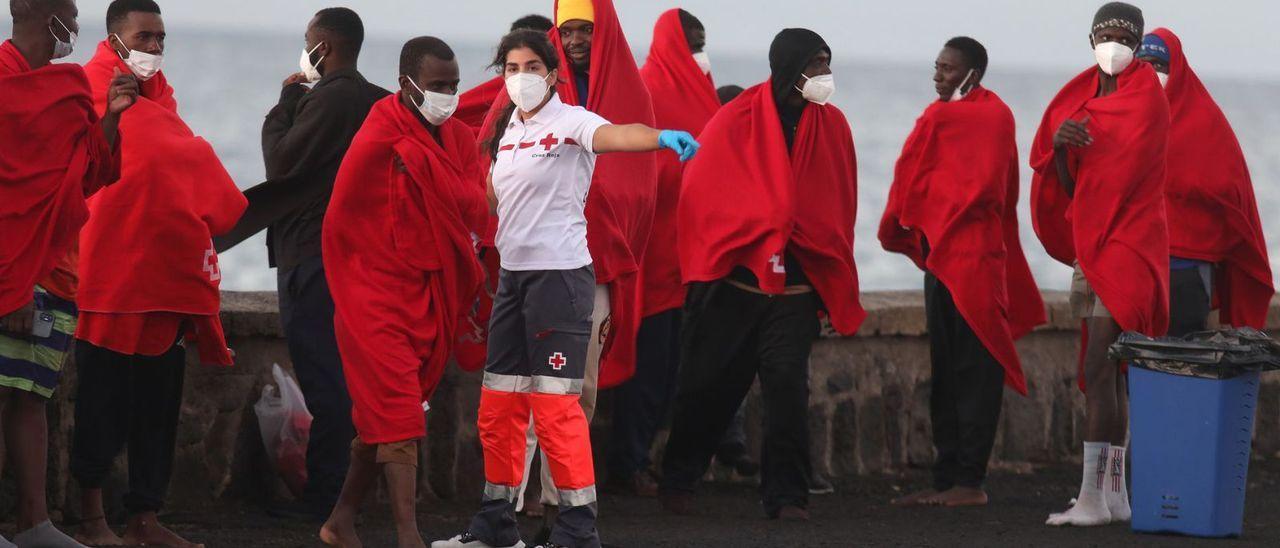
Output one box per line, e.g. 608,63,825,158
484,29,561,160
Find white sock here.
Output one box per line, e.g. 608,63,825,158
1106,445,1131,522
1046,441,1113,526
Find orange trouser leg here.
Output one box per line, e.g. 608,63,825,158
530,392,596,505
478,387,532,501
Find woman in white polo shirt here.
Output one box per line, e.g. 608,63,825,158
435,30,697,548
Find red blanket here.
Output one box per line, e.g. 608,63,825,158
679,81,865,334
324,95,487,443
1151,28,1273,327
0,40,119,317
79,42,245,365
638,8,720,318
550,0,658,387
879,87,1045,395
457,75,504,135
1031,61,1171,337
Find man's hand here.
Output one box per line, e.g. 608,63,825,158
106,67,139,115
0,301,35,336
283,72,310,87
1052,115,1092,149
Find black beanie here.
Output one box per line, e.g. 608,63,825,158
1092,2,1144,40
768,28,831,102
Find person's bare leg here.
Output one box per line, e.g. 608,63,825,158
383,462,425,548
1047,316,1122,527
1082,317,1123,442
122,512,203,548
1113,372,1128,446
75,488,123,546
320,447,379,548
4,390,49,530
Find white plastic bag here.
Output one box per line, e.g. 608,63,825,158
254,364,313,497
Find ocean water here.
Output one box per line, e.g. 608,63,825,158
64,28,1280,293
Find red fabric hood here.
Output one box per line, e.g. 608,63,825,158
324,95,488,420
679,80,865,335
457,75,504,135
79,42,246,365
1150,28,1273,328
1030,61,1171,336
638,8,720,317
0,40,118,316
879,87,1046,395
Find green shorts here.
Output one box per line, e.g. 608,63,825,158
0,286,78,398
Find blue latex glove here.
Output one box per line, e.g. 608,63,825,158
658,130,701,162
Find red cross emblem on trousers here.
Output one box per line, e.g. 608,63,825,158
539,133,559,151
548,352,567,371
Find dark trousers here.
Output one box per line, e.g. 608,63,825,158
71,339,186,514
278,256,354,513
661,282,818,515
1168,267,1212,337
607,308,682,479
925,273,1005,491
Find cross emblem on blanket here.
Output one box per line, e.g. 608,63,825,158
548,352,567,371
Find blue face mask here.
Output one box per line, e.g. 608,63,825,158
48,14,76,59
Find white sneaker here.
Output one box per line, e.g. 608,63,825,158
1046,441,1113,527
431,532,525,548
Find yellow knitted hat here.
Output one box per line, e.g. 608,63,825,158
556,0,595,27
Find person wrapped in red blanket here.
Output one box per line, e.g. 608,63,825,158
71,6,246,547
0,3,134,546
319,37,488,548
1035,2,1168,528
881,37,1045,508
661,28,863,520
1136,28,1273,333
605,6,721,497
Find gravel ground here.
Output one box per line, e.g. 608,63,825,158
65,460,1280,547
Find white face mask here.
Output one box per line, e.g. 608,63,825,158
1156,71,1169,88
1094,41,1134,76
692,51,711,75
111,34,163,81
795,73,835,105
405,77,458,126
49,15,76,59
506,72,553,113
949,69,976,102
298,42,325,83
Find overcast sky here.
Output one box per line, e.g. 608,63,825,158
5,0,1279,80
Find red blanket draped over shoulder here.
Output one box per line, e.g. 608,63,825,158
550,0,658,386
0,40,118,316
1030,61,1171,337
1152,28,1273,327
679,80,865,334
638,8,720,317
78,42,246,365
879,87,1045,395
324,95,487,443
457,76,504,135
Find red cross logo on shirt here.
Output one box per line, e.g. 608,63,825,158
539,133,560,151
548,352,567,371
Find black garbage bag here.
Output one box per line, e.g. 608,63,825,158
1108,327,1280,379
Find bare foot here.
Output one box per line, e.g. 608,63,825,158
75,517,124,546
122,514,204,548
924,487,989,507
319,518,362,548
890,488,939,506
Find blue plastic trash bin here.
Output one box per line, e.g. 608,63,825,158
1129,365,1259,537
